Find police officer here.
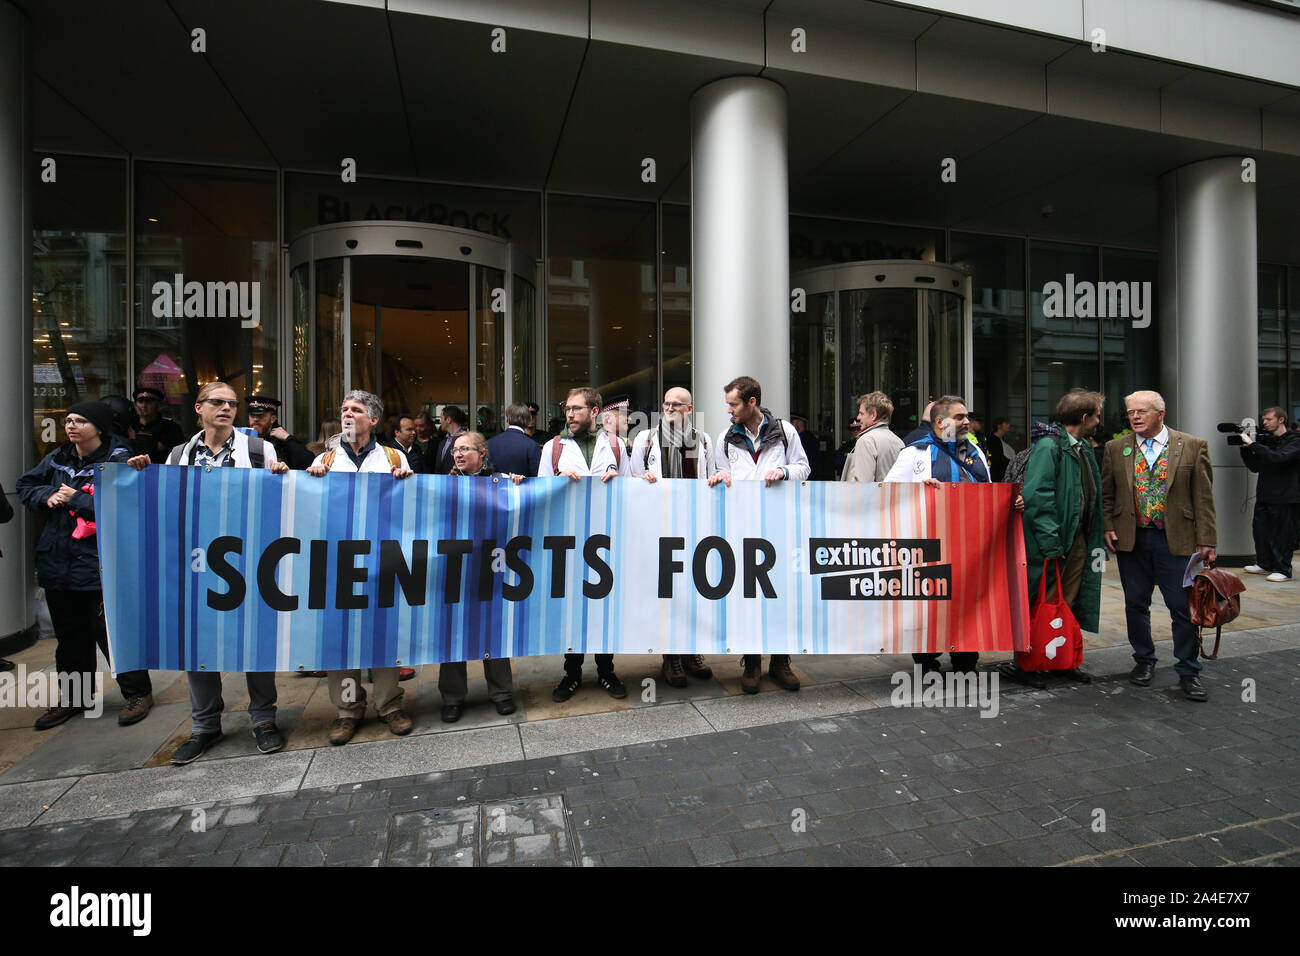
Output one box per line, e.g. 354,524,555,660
246,396,315,470
131,387,184,464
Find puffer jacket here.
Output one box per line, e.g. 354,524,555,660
17,436,131,590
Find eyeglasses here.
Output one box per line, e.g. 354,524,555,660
63,416,89,427
563,405,590,414
662,402,688,410
1126,408,1156,417
202,398,239,408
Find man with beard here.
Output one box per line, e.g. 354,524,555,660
998,390,1104,688
707,376,810,693
631,386,717,689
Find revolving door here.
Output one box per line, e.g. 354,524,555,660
791,260,972,445
288,221,537,441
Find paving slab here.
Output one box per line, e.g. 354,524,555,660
693,682,880,732
301,724,524,789
0,700,191,783
0,777,77,830
34,750,313,824
519,701,713,759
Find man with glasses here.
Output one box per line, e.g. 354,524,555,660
631,387,716,688
307,389,416,743
246,395,315,470
127,383,290,758
540,387,630,702
1101,391,1217,702
131,387,184,464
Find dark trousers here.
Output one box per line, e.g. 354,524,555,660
1117,527,1200,676
1253,502,1298,576
912,652,979,671
45,589,152,702
564,653,614,676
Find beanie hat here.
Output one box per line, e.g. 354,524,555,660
65,401,115,439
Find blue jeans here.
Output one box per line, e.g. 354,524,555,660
1117,527,1200,677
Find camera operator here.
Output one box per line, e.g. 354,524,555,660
1240,406,1300,582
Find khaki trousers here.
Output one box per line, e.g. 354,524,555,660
327,668,403,719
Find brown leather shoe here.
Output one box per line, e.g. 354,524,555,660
682,655,713,680
740,655,762,695
34,705,84,731
118,694,154,726
328,717,361,745
768,655,800,692
379,710,413,736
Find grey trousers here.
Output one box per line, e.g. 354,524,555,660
438,659,514,705
188,671,278,734
327,668,402,719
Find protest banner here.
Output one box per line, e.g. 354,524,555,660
96,465,1029,671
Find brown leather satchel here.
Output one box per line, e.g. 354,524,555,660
1188,565,1246,660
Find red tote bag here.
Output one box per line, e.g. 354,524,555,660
1016,560,1083,672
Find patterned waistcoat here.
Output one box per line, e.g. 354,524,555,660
1133,441,1170,529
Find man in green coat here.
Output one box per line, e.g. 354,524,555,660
1000,389,1106,688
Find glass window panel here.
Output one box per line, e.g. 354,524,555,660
791,291,836,475
134,163,277,433
32,155,127,459
1030,241,1100,423
546,195,657,425
315,258,345,437
476,266,505,436
512,273,538,409
840,288,919,441
1260,264,1287,419
1102,250,1160,442
790,216,943,273
951,232,1028,452
1290,266,1300,425
662,203,692,398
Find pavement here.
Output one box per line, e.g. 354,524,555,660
1,561,1298,866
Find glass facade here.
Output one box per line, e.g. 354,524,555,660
27,156,1300,466
134,162,278,433
32,156,128,459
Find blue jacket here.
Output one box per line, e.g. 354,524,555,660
17,437,131,590
487,427,543,478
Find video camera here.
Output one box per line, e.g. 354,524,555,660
1217,419,1257,446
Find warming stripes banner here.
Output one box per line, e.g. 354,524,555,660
96,465,1030,672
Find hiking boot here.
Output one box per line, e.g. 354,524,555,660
379,710,413,735
682,655,713,680
552,673,581,703
740,655,762,695
172,731,224,765
328,717,361,745
768,655,800,692
118,693,154,726
661,655,688,688
252,722,284,754
34,705,84,731
598,671,627,699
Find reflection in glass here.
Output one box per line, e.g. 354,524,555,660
951,233,1027,451
791,292,836,445
662,204,692,398
134,163,277,433
1260,264,1287,421
32,156,128,459
1102,250,1159,442
476,266,505,435
1030,241,1100,423
840,288,918,440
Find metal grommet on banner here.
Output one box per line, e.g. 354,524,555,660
296,665,304,671
97,463,105,471
492,477,499,483
484,653,491,660
199,664,207,670
204,465,212,473
567,647,572,652
395,659,402,665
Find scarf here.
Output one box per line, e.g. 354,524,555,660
656,420,699,479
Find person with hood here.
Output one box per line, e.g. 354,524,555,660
17,401,155,728
998,390,1105,688
437,431,524,722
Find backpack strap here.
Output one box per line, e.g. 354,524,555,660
551,438,563,474
644,434,654,471
320,448,336,471
247,435,266,469
382,445,401,470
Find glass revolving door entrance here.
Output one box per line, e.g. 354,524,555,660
791,260,971,461
288,221,535,444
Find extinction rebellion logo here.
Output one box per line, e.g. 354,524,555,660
808,538,951,600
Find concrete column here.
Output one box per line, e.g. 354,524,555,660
690,77,789,440
1158,157,1257,561
0,1,34,649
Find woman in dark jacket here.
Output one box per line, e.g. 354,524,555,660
16,401,154,729
437,431,523,723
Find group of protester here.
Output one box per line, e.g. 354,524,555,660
4,367,1250,769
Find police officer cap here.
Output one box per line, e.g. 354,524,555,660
247,395,282,414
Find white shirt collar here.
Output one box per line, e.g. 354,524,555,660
508,425,525,433
1142,426,1169,448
